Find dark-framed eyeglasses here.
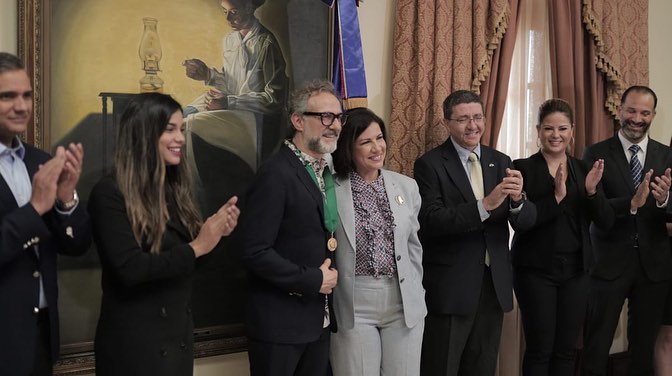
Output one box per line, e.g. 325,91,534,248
448,114,485,125
302,111,348,127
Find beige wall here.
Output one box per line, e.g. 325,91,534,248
648,0,672,145
359,0,396,123
1,0,671,372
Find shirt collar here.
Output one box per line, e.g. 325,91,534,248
0,136,26,159
350,170,385,193
450,137,481,163
284,139,334,172
240,18,261,43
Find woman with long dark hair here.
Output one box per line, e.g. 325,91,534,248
89,93,239,375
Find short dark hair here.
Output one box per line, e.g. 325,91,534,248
621,85,657,110
537,98,574,126
0,52,25,74
442,90,484,120
332,107,386,178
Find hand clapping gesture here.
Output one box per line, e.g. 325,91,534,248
554,163,567,203
651,168,671,206
585,159,604,197
631,169,653,210
30,143,85,215
482,168,524,211
190,196,240,257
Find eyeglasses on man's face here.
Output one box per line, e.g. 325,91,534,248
303,111,348,127
449,114,485,125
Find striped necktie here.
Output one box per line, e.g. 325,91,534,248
629,144,643,189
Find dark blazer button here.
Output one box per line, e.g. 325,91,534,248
396,255,401,261
161,348,168,357
160,307,167,318
399,278,405,283
180,342,187,350
33,270,40,278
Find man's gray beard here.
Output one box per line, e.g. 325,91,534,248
308,137,337,155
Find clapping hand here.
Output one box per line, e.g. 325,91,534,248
190,196,240,257
651,168,671,206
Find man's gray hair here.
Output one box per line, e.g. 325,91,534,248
289,79,340,115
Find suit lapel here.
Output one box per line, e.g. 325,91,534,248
22,147,41,178
644,139,663,173
282,146,325,219
382,170,404,253
335,176,356,251
0,174,18,211
0,146,40,211
441,139,476,201
480,147,499,195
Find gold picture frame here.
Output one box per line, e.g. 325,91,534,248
18,0,332,374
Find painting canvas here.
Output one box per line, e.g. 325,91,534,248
18,0,331,373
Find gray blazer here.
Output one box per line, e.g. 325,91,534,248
332,169,427,330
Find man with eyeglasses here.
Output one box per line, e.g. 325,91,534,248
240,79,345,376
414,90,535,375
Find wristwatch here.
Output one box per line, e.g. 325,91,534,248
511,190,527,208
56,190,79,211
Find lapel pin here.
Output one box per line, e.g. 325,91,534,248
489,163,495,167
66,226,74,238
395,195,404,205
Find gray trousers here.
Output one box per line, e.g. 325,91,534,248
330,276,424,376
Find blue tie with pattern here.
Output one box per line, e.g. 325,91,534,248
629,144,643,189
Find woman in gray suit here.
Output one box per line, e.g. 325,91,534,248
330,107,426,376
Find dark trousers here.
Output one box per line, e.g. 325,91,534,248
582,254,669,376
514,254,588,376
32,309,53,376
420,267,503,376
248,328,330,376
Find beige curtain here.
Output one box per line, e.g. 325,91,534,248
548,0,648,157
481,0,520,149
387,0,512,176
582,0,649,118
388,1,523,375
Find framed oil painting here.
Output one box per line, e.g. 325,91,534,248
18,0,332,374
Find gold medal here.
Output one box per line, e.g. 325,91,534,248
327,236,338,252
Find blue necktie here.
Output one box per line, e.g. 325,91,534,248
629,144,643,189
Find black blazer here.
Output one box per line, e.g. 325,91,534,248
414,139,535,315
0,144,91,376
240,144,335,344
89,176,198,376
511,152,612,271
583,135,672,281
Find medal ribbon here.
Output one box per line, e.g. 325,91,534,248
305,163,339,233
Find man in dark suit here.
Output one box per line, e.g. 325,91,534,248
415,90,535,375
0,52,91,375
240,79,343,376
582,85,672,375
